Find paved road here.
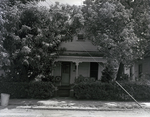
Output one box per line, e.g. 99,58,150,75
0,108,150,117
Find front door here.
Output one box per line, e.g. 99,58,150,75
61,62,70,85
58,62,70,97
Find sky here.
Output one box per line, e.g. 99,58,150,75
39,0,84,6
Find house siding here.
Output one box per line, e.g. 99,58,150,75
142,58,150,75
78,62,90,78
125,57,150,81
53,64,61,76
60,37,98,52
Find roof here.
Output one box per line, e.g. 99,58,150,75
59,40,98,52
55,56,106,63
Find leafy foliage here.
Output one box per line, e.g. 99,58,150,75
27,82,55,99
101,66,114,83
0,82,55,99
1,2,83,82
8,0,44,5
73,81,150,101
73,81,121,100
1,0,149,82
82,0,150,80
2,3,60,81
83,0,145,64
0,0,10,70
120,0,150,55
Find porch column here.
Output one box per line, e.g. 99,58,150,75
75,62,79,78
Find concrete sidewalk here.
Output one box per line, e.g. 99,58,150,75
1,97,150,111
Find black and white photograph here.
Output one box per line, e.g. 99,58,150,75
0,0,150,116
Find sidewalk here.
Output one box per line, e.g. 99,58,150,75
1,97,150,111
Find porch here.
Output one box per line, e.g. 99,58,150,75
52,56,106,97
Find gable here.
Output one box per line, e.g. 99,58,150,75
60,39,98,52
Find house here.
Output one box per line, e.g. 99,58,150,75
124,53,150,82
52,33,106,97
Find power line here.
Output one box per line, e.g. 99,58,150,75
115,81,143,108
78,41,143,109
39,0,54,7
39,2,44,6
47,0,54,4
45,0,52,6
39,0,144,110
38,0,47,6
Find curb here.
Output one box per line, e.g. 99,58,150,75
1,105,149,111
15,105,144,111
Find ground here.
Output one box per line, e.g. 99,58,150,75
0,108,150,117
1,97,150,117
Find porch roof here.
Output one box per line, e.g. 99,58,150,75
55,56,106,63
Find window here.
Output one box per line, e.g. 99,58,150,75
90,62,98,80
77,33,84,40
130,66,133,80
138,64,142,78
130,67,132,77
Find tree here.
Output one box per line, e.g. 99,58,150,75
0,0,10,71
82,0,150,81
120,0,150,54
8,0,44,5
116,0,150,80
1,1,83,82
101,62,114,83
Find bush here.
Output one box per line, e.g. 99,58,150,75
27,82,55,99
0,82,28,98
73,81,150,101
119,82,150,101
73,81,118,100
75,75,96,83
0,82,55,99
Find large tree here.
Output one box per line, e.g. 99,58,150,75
0,0,10,70
82,0,150,80
8,0,44,5
120,0,150,54
1,1,83,82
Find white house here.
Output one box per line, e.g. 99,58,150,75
124,51,150,82
52,34,106,96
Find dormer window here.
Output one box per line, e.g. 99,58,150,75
77,33,84,40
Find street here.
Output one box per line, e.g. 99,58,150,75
0,108,150,117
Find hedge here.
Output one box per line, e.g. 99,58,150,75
118,82,150,101
0,82,55,99
73,81,150,101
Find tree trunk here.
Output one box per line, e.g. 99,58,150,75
116,62,124,81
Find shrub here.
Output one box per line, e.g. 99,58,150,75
0,82,28,98
0,82,55,99
73,81,118,100
73,81,150,101
27,82,55,99
75,75,96,83
119,82,150,101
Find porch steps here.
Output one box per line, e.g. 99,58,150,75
57,86,70,97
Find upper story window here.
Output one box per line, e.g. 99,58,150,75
77,33,84,41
